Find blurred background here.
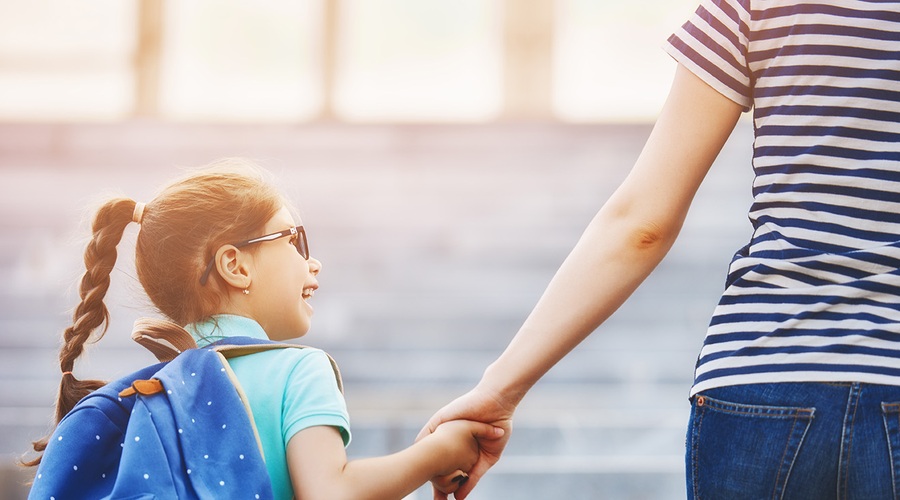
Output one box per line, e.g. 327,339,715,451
0,0,755,498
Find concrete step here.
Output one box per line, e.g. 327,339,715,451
0,121,754,499
4,383,691,499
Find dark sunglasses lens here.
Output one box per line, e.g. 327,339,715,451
294,229,309,259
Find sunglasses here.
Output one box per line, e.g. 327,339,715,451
199,225,309,285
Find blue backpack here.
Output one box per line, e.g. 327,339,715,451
29,336,341,500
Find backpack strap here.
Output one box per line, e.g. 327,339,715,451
206,341,344,468
211,341,344,394
132,317,198,362
115,349,275,499
130,320,344,394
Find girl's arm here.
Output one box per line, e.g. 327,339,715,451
421,64,744,500
287,420,503,500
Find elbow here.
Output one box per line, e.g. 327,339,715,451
631,220,673,251
588,195,686,257
608,214,681,257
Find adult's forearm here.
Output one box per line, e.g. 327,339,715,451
477,65,743,409
480,206,677,407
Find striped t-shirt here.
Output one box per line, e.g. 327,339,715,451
665,0,900,396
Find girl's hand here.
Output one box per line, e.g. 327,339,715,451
287,421,501,500
426,419,506,477
417,387,515,500
430,470,470,497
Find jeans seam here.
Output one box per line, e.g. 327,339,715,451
882,403,899,500
693,394,814,499
788,413,813,500
692,403,704,500
700,396,814,418
773,416,798,500
773,411,814,500
695,384,900,497
838,383,861,500
708,407,813,418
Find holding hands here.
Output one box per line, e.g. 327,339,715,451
423,418,506,497
419,384,517,499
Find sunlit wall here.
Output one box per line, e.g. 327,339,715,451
0,0,698,123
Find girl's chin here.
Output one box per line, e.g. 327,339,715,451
267,317,310,341
295,316,312,337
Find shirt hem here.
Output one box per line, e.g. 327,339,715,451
691,371,900,397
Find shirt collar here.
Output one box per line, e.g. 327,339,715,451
185,314,269,347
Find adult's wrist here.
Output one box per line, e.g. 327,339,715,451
479,360,529,412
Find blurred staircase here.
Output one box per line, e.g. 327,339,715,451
0,120,753,499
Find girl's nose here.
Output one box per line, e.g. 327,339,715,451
308,257,322,276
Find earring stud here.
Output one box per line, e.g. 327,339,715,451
242,288,250,295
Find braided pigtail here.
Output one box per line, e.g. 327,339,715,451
24,159,287,469
23,197,137,467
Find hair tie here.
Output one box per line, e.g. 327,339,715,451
61,371,72,377
132,202,146,224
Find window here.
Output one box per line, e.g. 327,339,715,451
0,0,137,121
160,0,321,121
554,0,698,122
0,0,702,122
336,0,501,121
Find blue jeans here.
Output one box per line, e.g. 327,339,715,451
686,382,900,499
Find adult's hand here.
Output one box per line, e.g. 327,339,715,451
417,385,516,500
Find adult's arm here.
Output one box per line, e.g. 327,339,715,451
421,64,744,500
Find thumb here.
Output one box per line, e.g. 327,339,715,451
468,421,506,440
416,412,446,442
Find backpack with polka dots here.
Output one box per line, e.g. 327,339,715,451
29,336,343,500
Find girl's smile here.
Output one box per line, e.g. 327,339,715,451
217,206,322,341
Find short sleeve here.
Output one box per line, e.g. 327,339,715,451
281,349,351,446
664,0,753,110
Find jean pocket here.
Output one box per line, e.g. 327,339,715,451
880,402,900,499
688,394,815,500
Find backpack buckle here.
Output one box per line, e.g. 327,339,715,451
118,378,164,398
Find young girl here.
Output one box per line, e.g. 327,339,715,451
26,158,503,500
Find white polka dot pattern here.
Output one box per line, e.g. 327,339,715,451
28,341,279,499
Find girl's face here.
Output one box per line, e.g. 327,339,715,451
244,206,321,340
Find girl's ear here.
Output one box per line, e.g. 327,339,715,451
214,245,253,290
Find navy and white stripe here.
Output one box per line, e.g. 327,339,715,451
665,0,900,396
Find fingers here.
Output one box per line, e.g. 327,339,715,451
432,456,489,500
452,472,470,487
416,412,444,442
432,470,468,495
452,458,491,499
417,402,456,442
417,390,481,442
430,471,456,500
467,421,506,441
425,420,507,500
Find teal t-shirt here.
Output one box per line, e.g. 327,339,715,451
186,315,351,499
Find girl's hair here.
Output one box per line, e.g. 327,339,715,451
24,158,286,467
